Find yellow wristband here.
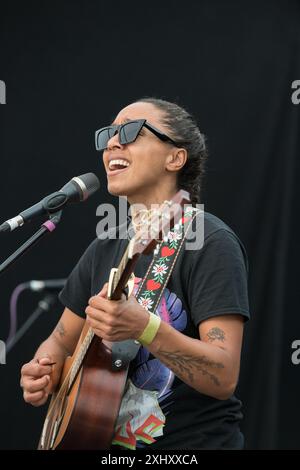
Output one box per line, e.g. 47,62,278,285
138,312,161,346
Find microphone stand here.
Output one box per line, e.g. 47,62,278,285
0,210,62,276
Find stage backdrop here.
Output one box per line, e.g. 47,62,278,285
0,0,299,449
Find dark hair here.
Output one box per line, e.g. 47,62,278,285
136,97,207,205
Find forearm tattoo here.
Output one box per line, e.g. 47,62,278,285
55,321,66,338
158,350,224,386
206,327,225,343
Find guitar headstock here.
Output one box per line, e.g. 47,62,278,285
130,189,191,257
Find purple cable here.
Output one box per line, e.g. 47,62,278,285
6,282,30,345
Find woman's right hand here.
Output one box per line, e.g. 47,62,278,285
20,356,62,407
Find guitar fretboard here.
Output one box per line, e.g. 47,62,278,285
113,244,130,291
68,328,95,391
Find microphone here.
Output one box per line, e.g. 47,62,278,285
27,279,66,291
0,173,100,233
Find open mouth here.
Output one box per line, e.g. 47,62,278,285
107,159,130,176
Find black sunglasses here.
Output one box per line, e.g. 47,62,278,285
95,119,178,151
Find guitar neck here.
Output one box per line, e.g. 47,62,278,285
108,240,139,300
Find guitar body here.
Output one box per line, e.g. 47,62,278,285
38,322,128,450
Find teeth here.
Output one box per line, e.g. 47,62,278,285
109,159,130,170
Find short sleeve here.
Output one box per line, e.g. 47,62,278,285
187,229,250,327
58,239,98,318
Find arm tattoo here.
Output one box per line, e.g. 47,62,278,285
158,350,224,386
55,321,65,338
206,327,225,343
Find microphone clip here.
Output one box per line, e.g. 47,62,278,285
42,191,69,214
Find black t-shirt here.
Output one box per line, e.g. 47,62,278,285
59,211,250,450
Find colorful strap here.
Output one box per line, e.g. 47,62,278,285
135,205,198,313
111,205,199,368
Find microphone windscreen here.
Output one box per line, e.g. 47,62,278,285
60,173,100,202
78,173,100,198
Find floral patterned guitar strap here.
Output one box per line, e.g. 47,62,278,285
111,205,200,370
135,205,199,316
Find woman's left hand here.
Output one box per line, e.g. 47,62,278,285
85,283,149,341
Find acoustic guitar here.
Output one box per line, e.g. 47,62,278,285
38,190,189,449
